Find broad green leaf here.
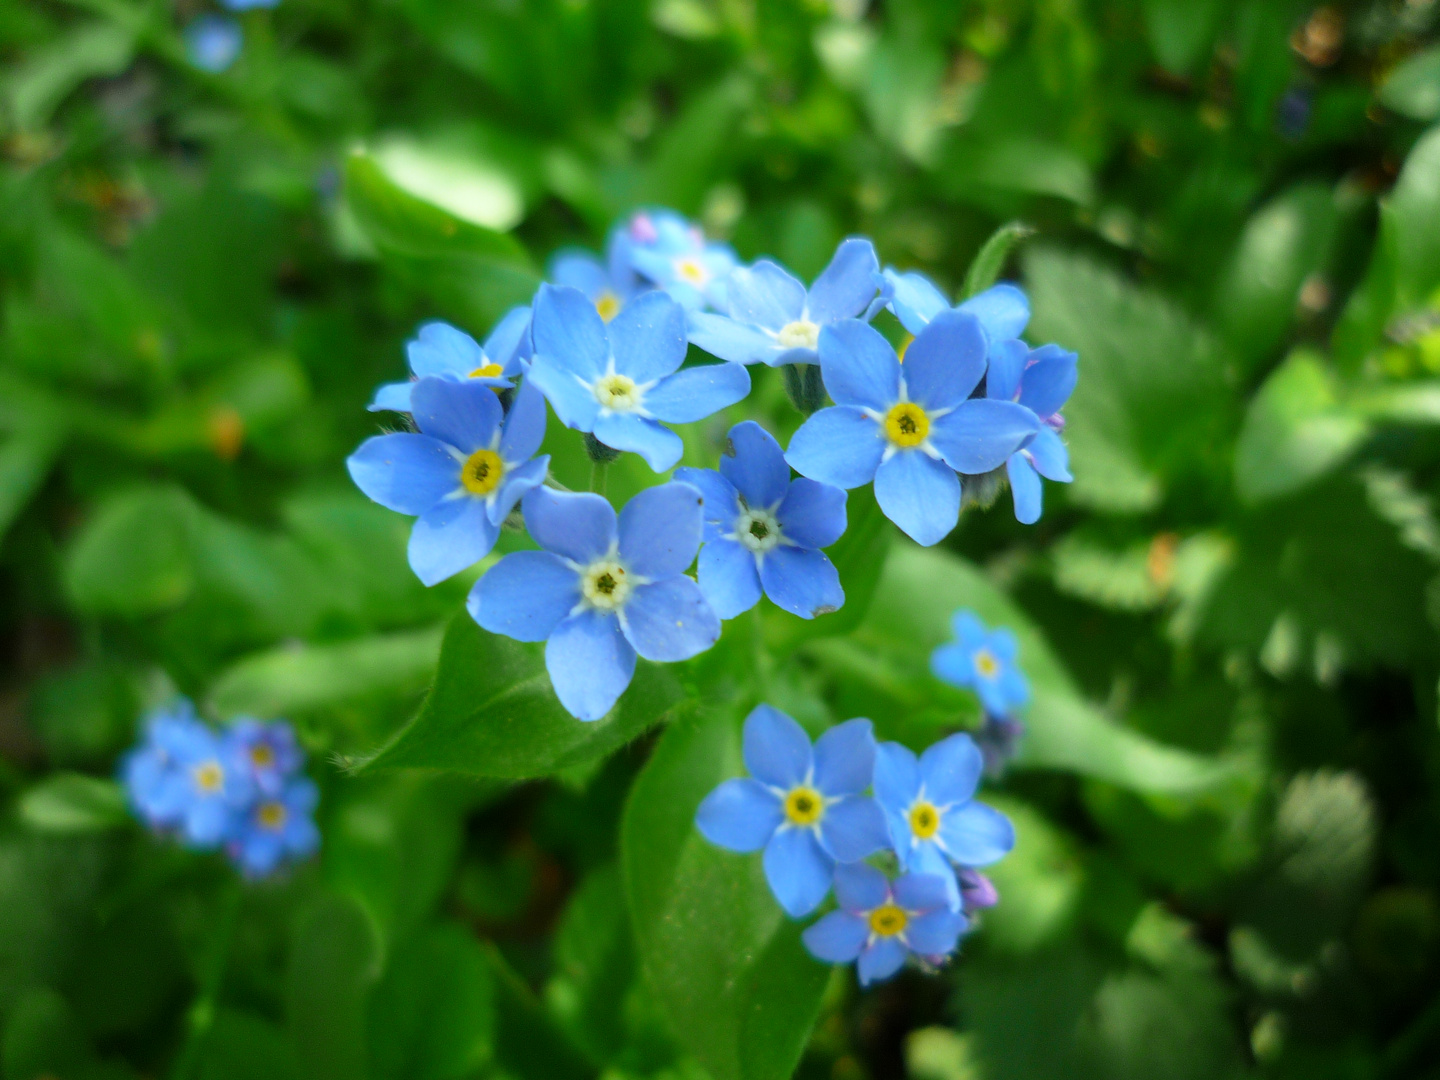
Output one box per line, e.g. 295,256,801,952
1051,534,1166,613
369,134,526,231
944,137,1095,206
981,796,1084,955
1390,124,1440,312
197,1009,302,1080
287,892,382,1080
350,612,686,779
546,864,635,1064
865,36,947,165
962,221,1034,299
1143,0,1227,76
1351,380,1440,423
18,774,128,833
7,22,136,131
1233,351,1369,504
485,943,591,1080
65,486,196,617
1380,46,1440,122
621,706,829,1080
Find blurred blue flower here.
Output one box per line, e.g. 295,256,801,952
348,376,550,586
470,483,720,721
987,340,1076,523
526,284,750,472
224,717,304,797
370,310,532,413
675,421,846,620
184,16,243,74
227,774,320,879
695,706,889,918
785,314,1039,546
688,238,879,367
802,863,967,984
873,733,1015,909
221,0,279,9
875,270,1031,353
931,611,1030,717
959,867,999,913
622,209,738,311
549,232,645,323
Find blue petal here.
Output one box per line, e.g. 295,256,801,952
904,909,966,957
469,551,580,643
874,742,921,814
910,841,961,907
743,704,812,789
930,642,976,690
857,937,908,985
817,320,899,410
881,268,949,334
409,497,500,586
725,261,806,330
489,456,549,526
776,478,847,549
833,861,889,913
408,321,485,379
548,250,609,299
919,733,983,808
526,354,600,432
785,407,884,489
1007,453,1042,524
609,291,689,382
687,311,781,366
521,486,617,564
986,338,1028,402
368,380,415,412
411,376,503,455
617,481,704,578
893,872,953,914
484,305,533,371
674,467,740,524
874,451,960,547
807,238,880,325
532,284,610,380
1027,424,1072,482
927,400,1040,476
802,911,869,963
592,413,684,472
760,546,843,619
348,434,458,516
952,611,988,646
500,380,547,463
990,628,1018,661
695,777,783,852
901,310,987,411
183,797,234,847
998,668,1030,711
644,363,751,424
620,577,720,662
1018,345,1078,417
957,283,1030,342
938,801,1016,867
697,537,761,619
763,827,834,917
720,421,789,509
820,796,889,862
546,610,636,722
812,718,876,797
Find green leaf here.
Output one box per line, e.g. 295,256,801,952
1143,0,1227,76
546,864,636,1064
1351,380,1440,423
1233,351,1369,504
197,1009,302,1080
1,987,93,1080
350,612,687,779
1380,46,1440,122
7,21,136,131
962,221,1035,299
621,706,828,1080
368,133,527,232
1389,124,1440,312
944,137,1095,206
287,892,382,1080
485,942,591,1080
65,486,196,617
981,796,1084,955
643,75,752,212
18,774,128,833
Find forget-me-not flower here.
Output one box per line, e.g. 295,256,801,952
549,233,646,323
986,340,1076,524
526,284,750,472
687,238,879,367
470,483,720,721
348,376,550,586
785,313,1040,546
959,868,1000,913
874,733,1015,909
369,310,532,412
225,718,304,798
184,16,243,73
623,209,738,311
930,610,1030,717
695,706,889,918
801,864,967,985
876,269,1031,351
675,421,846,620
221,0,279,9
227,773,320,879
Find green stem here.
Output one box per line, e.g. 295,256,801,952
589,462,608,495
169,880,243,1080
751,602,770,697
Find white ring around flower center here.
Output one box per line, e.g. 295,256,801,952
776,319,820,350
593,372,642,413
735,508,782,554
580,557,633,610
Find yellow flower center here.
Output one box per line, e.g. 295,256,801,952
193,761,224,793
258,801,287,830
594,373,642,412
250,743,275,769
869,903,908,937
909,801,941,840
974,648,1000,679
784,786,824,827
675,256,709,286
461,449,505,496
884,402,930,448
581,558,632,611
776,319,820,350
595,291,621,322
467,363,505,379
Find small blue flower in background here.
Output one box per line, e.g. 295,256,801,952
785,313,1040,546
675,421,846,621
549,234,645,323
931,610,1030,717
695,706,890,917
228,773,321,879
226,718,304,797
958,867,999,913
687,238,879,367
986,340,1076,524
526,285,750,472
873,733,1016,909
184,16,243,73
623,209,738,311
369,310,532,413
801,863,967,985
875,270,1031,353
470,483,720,721
221,0,279,9
348,377,550,586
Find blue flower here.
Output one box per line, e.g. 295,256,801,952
930,611,1030,716
470,483,720,721
224,718,304,797
622,209,739,311
221,0,279,9
801,864,967,985
675,421,846,620
687,238,879,367
876,270,1031,350
986,341,1076,524
958,868,999,912
184,16,243,73
549,232,646,323
873,733,1015,909
526,284,750,472
348,376,550,586
695,706,889,918
785,314,1040,546
227,774,320,879
369,310,532,412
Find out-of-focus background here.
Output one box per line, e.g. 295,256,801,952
2,0,1440,1078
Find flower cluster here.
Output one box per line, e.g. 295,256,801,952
121,699,319,879
696,705,1013,986
932,609,1031,775
348,206,1077,721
